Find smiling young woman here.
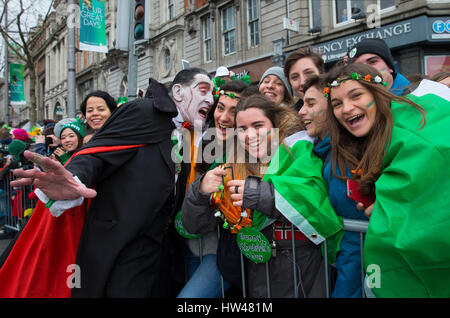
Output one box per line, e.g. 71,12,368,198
53,121,86,165
324,62,450,297
80,90,117,132
325,63,425,197
258,66,294,108
182,93,343,298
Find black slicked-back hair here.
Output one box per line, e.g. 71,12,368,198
169,67,211,92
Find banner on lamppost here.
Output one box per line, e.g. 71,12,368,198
79,0,108,53
9,63,26,105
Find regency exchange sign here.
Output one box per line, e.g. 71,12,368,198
313,15,440,63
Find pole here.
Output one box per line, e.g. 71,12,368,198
285,0,290,46
67,0,76,118
127,2,137,101
3,1,9,125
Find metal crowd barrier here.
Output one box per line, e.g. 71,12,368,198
0,171,37,234
192,218,369,298
1,165,370,298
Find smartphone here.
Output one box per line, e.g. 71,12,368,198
45,136,53,147
347,179,375,207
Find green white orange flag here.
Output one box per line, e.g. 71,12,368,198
255,131,344,264
364,80,450,297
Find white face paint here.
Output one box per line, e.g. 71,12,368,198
177,74,214,128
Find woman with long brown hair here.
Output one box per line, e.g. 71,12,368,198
324,62,450,297
182,94,343,297
326,64,425,199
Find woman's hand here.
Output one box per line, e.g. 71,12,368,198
227,179,245,207
199,167,227,195
357,202,374,219
53,147,66,158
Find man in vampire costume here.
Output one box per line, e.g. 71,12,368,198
0,68,214,298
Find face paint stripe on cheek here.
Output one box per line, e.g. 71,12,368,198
365,100,375,109
314,109,324,116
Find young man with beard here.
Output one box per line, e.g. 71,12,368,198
0,68,214,298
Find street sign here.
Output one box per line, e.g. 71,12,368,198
283,17,299,32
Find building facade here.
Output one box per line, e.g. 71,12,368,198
284,0,450,76
3,0,449,125
43,0,116,122
183,0,293,81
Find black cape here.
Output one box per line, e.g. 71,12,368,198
68,79,184,297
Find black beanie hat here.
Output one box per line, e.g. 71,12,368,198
348,38,396,74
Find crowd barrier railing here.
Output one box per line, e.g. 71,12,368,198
193,218,369,298
0,171,37,234
1,166,371,298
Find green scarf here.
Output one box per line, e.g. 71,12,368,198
364,82,450,297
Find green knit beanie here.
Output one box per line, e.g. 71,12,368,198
8,140,27,161
60,121,85,138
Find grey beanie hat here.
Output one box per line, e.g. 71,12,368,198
54,118,77,139
259,66,293,96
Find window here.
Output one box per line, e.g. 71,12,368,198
309,0,321,29
168,0,174,20
164,48,171,71
247,0,259,47
54,103,64,121
334,0,364,25
202,15,212,62
424,55,450,77
222,5,236,55
378,0,395,12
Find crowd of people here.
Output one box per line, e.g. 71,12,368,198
0,38,449,298
0,91,119,238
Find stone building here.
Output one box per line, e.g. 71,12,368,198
43,0,115,122
184,0,449,82
183,0,292,81
3,0,448,124
283,0,449,75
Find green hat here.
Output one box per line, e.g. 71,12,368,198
117,96,128,106
8,140,27,161
60,121,85,138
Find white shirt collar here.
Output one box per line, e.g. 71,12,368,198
172,108,184,129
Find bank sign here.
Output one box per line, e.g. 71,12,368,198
315,16,449,63
431,19,450,39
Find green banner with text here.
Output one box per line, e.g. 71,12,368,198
79,0,108,53
9,63,26,105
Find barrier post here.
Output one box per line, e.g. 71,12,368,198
240,252,246,298
291,225,299,298
323,239,330,298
